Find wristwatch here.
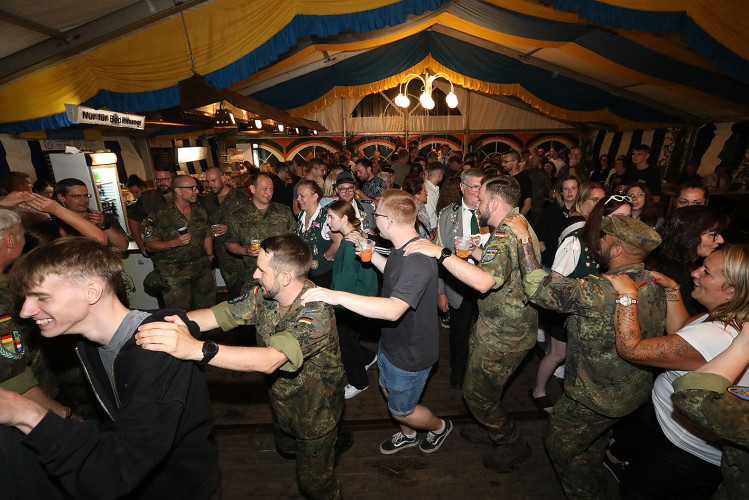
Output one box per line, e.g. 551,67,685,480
437,247,452,264
198,340,219,366
616,295,638,307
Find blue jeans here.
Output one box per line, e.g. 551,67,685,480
377,349,431,417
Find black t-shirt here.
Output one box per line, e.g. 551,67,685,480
379,237,439,371
633,166,662,197
513,171,533,208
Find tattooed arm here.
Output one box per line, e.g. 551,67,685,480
604,274,705,370
649,271,692,334
504,214,542,277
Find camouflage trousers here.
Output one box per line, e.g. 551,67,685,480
274,422,341,500
545,394,619,500
216,256,246,298
160,263,216,311
463,339,528,445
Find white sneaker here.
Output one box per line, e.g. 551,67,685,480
553,364,565,379
365,355,378,371
537,328,546,343
344,384,368,399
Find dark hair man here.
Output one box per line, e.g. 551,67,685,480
404,176,542,473
355,157,386,202
0,237,219,499
126,166,175,256
137,234,345,499
631,144,661,203
335,171,376,235
500,151,532,217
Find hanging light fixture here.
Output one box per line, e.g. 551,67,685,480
214,103,236,127
395,71,459,110
253,119,263,129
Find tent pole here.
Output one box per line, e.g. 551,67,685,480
464,90,470,154
341,98,347,150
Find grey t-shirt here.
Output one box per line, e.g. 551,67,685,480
98,310,150,394
379,237,439,371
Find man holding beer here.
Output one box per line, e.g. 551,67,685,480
403,176,542,472
302,190,453,455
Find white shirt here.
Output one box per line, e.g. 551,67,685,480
551,235,581,276
425,179,440,228
299,204,330,240
653,315,748,465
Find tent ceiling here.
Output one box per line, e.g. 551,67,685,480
0,0,747,134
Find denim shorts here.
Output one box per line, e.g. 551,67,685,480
378,349,431,417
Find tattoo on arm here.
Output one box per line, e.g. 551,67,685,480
666,291,680,302
517,241,541,277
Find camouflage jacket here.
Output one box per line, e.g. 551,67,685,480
0,274,38,394
224,201,296,269
144,201,210,268
211,282,344,439
525,263,666,417
126,189,170,223
672,373,749,499
200,187,252,259
474,208,541,353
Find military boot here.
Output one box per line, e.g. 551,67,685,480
460,423,494,446
482,438,532,472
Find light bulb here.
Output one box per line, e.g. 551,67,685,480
277,124,284,132
254,119,263,129
446,92,458,108
420,92,435,110
395,93,410,108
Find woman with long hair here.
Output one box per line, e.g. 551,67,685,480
326,199,379,399
402,177,435,240
530,191,628,413
535,175,580,269
435,176,462,216
605,244,749,499
649,205,724,315
295,179,341,287
626,181,663,230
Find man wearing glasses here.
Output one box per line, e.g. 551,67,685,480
126,166,175,256
334,171,376,235
54,178,129,251
435,168,485,389
144,175,215,310
500,151,532,217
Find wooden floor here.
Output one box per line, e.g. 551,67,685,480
204,322,599,499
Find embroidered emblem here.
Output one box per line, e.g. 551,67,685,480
311,260,319,270
305,310,320,314
229,293,249,304
298,317,313,324
495,231,506,237
585,262,590,267
143,217,154,238
482,249,498,262
0,330,24,360
728,386,749,400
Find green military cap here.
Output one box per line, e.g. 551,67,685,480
601,214,661,252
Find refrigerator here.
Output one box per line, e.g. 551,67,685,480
49,152,129,235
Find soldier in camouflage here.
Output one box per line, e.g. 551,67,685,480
503,213,666,500
405,176,542,472
672,327,749,500
126,166,174,256
200,167,252,297
144,175,215,310
225,172,296,291
136,233,345,500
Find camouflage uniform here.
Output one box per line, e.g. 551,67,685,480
224,201,296,291
524,264,666,499
126,189,169,224
672,373,749,500
143,202,215,310
211,282,344,500
200,187,252,297
465,208,541,444
0,274,38,395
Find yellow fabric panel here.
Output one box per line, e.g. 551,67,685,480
687,0,749,63
587,1,687,11
287,55,676,130
0,0,404,124
617,31,716,71
439,13,563,49
560,44,749,114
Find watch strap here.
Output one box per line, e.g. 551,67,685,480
198,340,219,366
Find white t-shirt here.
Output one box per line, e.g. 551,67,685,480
652,315,748,465
551,234,581,276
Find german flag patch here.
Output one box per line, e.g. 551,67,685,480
298,317,313,324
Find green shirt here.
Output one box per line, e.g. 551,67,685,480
330,239,378,297
211,281,343,439
297,205,333,276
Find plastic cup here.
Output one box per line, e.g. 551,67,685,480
455,237,471,258
250,239,262,251
211,224,221,238
360,239,375,262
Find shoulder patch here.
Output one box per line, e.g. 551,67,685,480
495,231,506,237
0,330,24,360
482,248,498,263
143,217,154,238
728,386,749,401
0,314,11,324
298,317,313,324
229,293,249,304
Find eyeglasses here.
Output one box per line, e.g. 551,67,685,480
154,178,172,184
604,195,632,205
175,186,199,191
707,231,722,242
461,182,481,191
67,193,91,199
373,212,389,219
629,192,645,198
337,186,355,192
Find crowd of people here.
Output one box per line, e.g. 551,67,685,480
0,142,746,500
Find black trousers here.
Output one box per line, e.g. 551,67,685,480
0,426,65,500
448,294,477,383
336,309,375,390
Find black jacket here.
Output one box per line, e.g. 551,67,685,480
23,310,218,500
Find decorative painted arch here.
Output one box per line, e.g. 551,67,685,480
415,134,464,156
286,140,341,163
526,135,577,155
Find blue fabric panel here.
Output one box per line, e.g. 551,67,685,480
26,140,48,181
681,18,749,85
0,139,9,177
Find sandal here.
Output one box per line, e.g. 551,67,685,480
529,389,554,413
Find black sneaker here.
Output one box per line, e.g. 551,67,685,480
379,431,419,455
419,419,453,453
603,453,629,483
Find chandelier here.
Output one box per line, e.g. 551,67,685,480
394,71,458,110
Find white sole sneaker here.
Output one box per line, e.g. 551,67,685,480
365,355,378,371
344,384,368,399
